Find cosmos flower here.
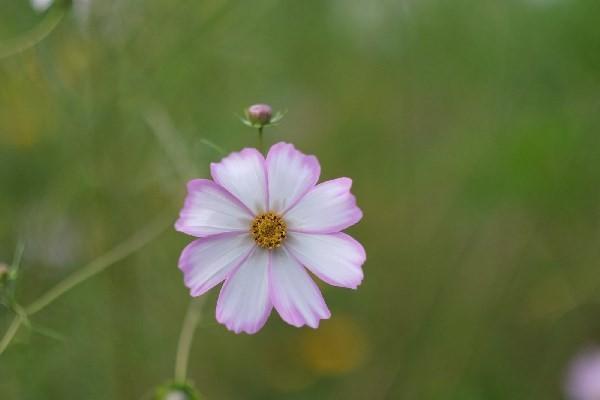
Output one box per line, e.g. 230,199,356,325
175,142,365,334
565,347,600,400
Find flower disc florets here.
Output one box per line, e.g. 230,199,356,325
251,212,287,249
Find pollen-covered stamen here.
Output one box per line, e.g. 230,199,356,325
251,212,287,249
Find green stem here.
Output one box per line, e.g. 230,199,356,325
258,126,264,153
198,138,226,157
6,242,25,302
174,297,205,383
26,216,169,316
0,216,169,356
0,7,66,59
0,315,23,356
144,108,198,182
11,242,25,273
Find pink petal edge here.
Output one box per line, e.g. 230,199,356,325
178,232,254,297
210,148,268,215
215,248,273,334
285,232,366,290
269,249,331,329
174,179,254,237
285,177,363,234
266,142,321,213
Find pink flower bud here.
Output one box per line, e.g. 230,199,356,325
0,263,9,289
246,104,273,126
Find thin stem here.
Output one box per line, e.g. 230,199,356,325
6,242,25,302
0,315,23,356
0,305,30,356
11,242,25,272
0,7,66,59
174,297,205,383
26,215,169,316
198,138,226,157
258,126,264,153
0,216,169,355
144,107,198,182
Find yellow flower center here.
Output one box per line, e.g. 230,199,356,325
251,212,287,249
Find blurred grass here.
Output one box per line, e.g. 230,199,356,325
1,0,600,399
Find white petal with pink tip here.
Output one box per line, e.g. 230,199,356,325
216,249,272,334
285,178,362,233
210,148,268,215
285,232,365,289
175,179,253,237
270,249,331,328
179,233,255,297
266,142,320,213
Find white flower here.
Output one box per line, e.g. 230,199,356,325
175,142,366,334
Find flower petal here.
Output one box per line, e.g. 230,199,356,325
175,179,254,237
266,142,320,213
285,232,365,289
216,248,272,334
179,233,255,297
270,249,331,328
210,148,267,215
285,178,362,233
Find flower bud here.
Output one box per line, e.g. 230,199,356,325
164,391,188,400
246,104,273,126
154,382,199,400
0,263,8,282
0,263,9,296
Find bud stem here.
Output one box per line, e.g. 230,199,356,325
258,126,264,153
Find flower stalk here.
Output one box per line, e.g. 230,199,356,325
0,314,24,355
240,104,286,153
0,5,67,59
174,297,205,383
0,215,170,356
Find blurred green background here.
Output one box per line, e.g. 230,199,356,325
1,0,600,399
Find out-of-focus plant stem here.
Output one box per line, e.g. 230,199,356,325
174,298,205,383
0,314,23,355
199,138,226,157
144,107,198,182
145,105,212,388
26,216,168,316
0,7,66,59
0,216,170,356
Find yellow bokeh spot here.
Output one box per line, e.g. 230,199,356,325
0,56,55,149
300,315,369,375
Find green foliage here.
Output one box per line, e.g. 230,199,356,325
1,0,600,399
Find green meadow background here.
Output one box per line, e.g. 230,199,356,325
1,0,600,399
